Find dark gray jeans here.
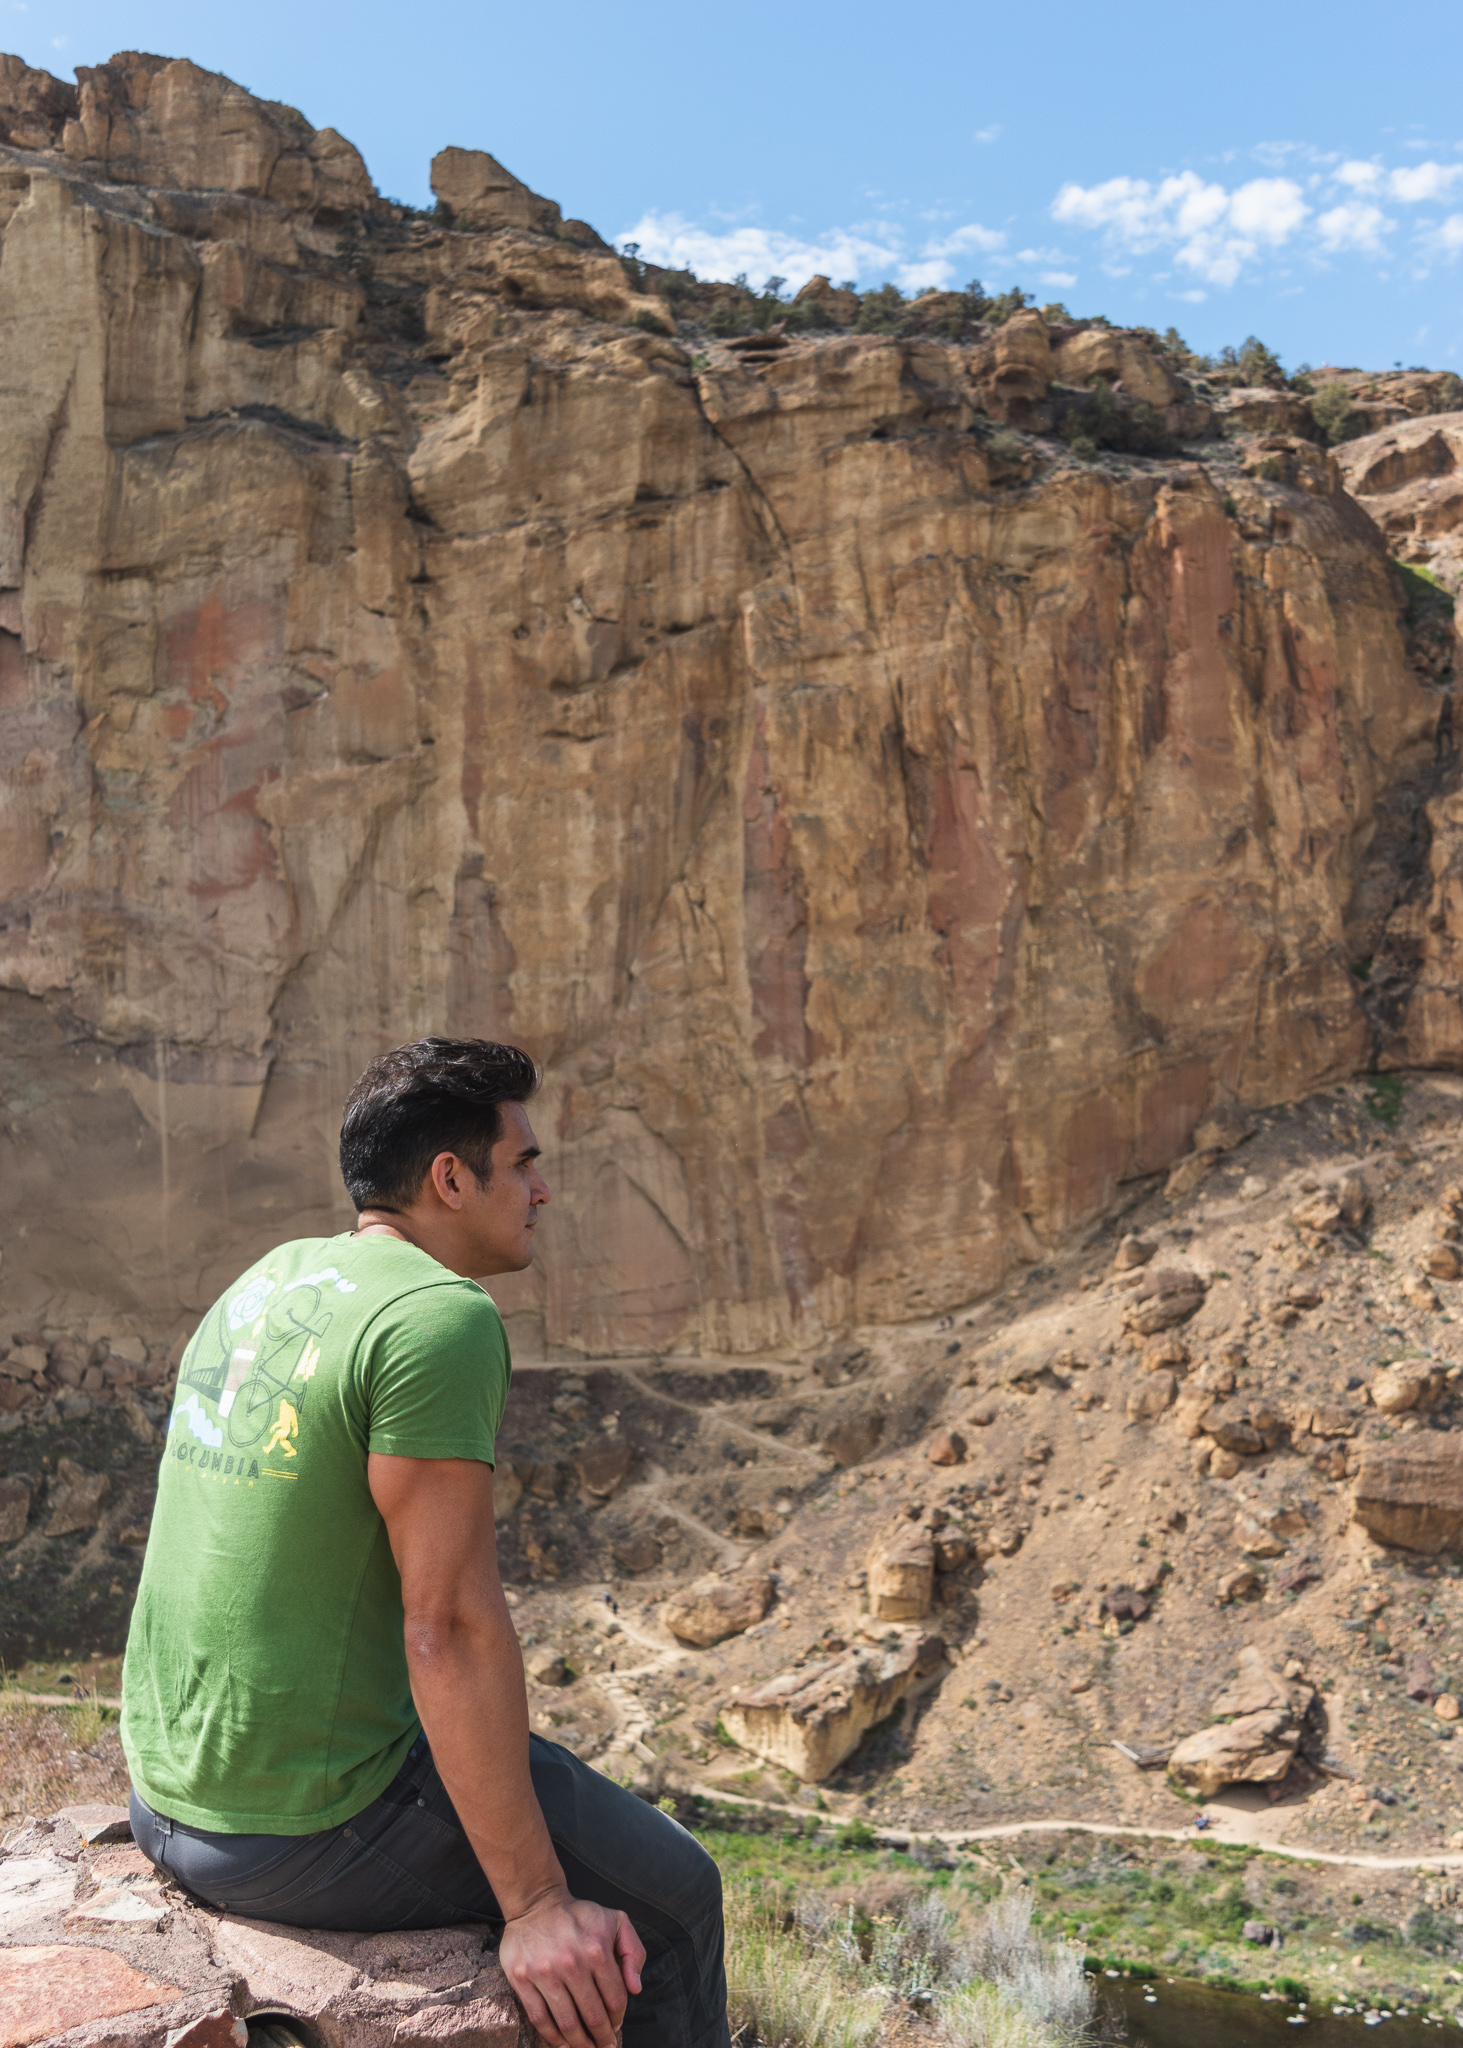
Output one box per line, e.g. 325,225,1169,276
131,1734,728,2048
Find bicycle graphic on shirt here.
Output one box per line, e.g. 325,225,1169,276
183,1281,336,1453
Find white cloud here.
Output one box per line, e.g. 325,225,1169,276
1317,199,1392,251
1389,161,1463,203
974,125,1001,145
1040,270,1077,287
1337,160,1382,191
618,209,1005,294
1052,170,1308,287
1439,214,1463,255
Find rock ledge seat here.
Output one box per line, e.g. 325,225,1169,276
0,1806,544,2048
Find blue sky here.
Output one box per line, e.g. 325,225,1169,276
7,0,1463,369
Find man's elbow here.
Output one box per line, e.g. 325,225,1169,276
402,1597,504,1668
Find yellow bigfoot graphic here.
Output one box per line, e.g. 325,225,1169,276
262,1399,299,1458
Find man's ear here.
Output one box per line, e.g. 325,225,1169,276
429,1152,467,1210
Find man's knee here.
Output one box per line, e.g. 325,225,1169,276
658,1811,723,1928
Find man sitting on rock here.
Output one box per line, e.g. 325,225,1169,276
121,1037,728,2048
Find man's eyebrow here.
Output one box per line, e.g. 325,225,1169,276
518,1145,542,1162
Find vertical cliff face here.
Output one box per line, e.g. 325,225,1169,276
0,54,1455,1358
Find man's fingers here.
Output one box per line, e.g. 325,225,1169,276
557,1968,615,2048
539,1980,596,2048
514,1983,567,2048
586,1953,628,2030
614,1911,646,1995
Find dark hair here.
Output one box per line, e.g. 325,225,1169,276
339,1037,539,1212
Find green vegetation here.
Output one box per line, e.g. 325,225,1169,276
1396,558,1456,629
724,1870,1096,2047
1053,381,1175,459
1366,1073,1406,1126
1310,380,1366,445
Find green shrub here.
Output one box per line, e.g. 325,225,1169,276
707,296,752,338
1231,336,1286,388
855,284,907,334
1310,380,1366,444
1365,1074,1405,1126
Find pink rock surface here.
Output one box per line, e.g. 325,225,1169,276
393,1988,520,2046
0,1944,180,2048
54,1805,132,1845
161,2014,248,2048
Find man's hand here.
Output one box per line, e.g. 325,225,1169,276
499,1890,646,2048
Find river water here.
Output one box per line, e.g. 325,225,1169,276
1101,1973,1454,2044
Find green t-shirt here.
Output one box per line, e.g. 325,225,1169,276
121,1233,510,1834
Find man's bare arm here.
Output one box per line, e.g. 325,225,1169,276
368,1453,644,2048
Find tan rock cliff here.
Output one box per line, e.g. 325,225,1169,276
0,53,1457,1359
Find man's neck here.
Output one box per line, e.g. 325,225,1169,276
354,1211,424,1252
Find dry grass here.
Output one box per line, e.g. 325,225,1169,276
0,1689,130,1829
725,1883,1097,2048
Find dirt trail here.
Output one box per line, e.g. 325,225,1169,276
685,1782,1463,1874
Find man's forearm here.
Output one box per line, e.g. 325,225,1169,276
404,1592,567,1918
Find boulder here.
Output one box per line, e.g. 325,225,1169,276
613,1530,663,1573
1143,1332,1189,1373
1369,1363,1449,1416
0,1475,33,1544
1402,1273,1441,1312
792,274,860,326
813,1341,871,1385
720,1628,946,1781
1173,1385,1218,1440
1123,1268,1206,1335
927,1428,967,1466
1168,1710,1299,1798
970,310,1052,427
1113,1233,1157,1271
1353,1437,1463,1552
1426,1244,1463,1281
1167,1647,1314,1798
1216,1565,1264,1602
867,1514,934,1621
429,146,563,235
1291,1175,1370,1234
1126,1371,1176,1423
822,1410,885,1468
1235,1512,1287,1558
525,1648,570,1686
663,1570,774,1648
573,1440,633,1502
1407,1651,1437,1702
1274,1554,1321,1595
45,1459,110,1536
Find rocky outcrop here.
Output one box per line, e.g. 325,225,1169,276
1166,1646,1314,1799
867,1510,936,1620
720,1628,946,1780
1352,1436,1463,1554
0,51,1458,1361
663,1568,773,1646
1338,414,1463,599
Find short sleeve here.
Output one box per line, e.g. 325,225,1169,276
358,1283,511,1464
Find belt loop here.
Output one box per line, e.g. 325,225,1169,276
156,1813,173,1838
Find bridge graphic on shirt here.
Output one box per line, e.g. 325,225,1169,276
181,1277,335,1453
